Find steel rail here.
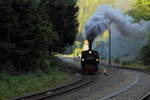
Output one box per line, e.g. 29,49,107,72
10,75,95,100
105,64,150,100
9,63,150,100
140,92,150,100
35,75,94,100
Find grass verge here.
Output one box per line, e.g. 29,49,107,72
116,60,150,71
126,62,150,71
0,61,72,100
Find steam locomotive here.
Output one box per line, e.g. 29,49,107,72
81,40,99,74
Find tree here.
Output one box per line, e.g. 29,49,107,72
0,0,79,73
140,40,150,65
128,0,150,22
128,0,150,65
0,0,15,71
77,0,115,32
0,0,58,72
47,0,79,53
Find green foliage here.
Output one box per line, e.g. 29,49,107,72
140,40,150,65
0,0,78,73
73,48,82,57
0,67,71,100
140,32,150,65
114,58,121,63
127,0,150,66
128,0,150,22
74,41,82,48
47,0,79,53
0,0,52,72
77,0,115,32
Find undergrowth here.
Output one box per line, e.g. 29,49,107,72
0,57,72,100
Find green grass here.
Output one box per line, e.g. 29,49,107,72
126,62,150,71
55,48,83,58
0,67,72,100
117,60,150,71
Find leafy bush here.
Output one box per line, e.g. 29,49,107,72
140,42,150,65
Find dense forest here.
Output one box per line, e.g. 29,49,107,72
0,0,78,73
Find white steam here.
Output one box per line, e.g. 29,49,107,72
84,5,150,61
84,5,150,40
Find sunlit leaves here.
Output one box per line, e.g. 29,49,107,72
77,0,115,32
128,0,150,22
128,0,150,65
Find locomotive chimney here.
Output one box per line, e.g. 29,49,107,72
88,40,92,50
87,32,96,50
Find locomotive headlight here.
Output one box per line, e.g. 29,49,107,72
89,51,92,54
81,59,85,61
96,58,99,62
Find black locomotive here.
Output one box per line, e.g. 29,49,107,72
81,40,99,74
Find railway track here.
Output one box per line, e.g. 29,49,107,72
108,64,150,100
140,92,150,100
10,75,95,100
9,62,150,100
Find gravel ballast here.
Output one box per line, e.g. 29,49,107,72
108,71,150,100
55,57,150,100
48,67,137,100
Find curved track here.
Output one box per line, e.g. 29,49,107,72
107,64,150,100
98,72,139,100
10,75,95,100
140,92,150,100
59,57,150,100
